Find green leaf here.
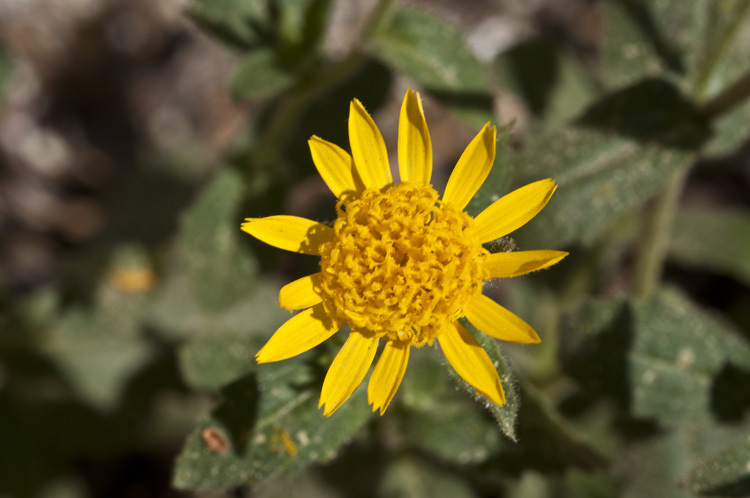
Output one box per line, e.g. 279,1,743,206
232,48,295,100
600,0,688,89
368,8,493,129
180,168,258,312
178,335,259,392
492,39,595,129
681,435,750,496
380,455,475,498
187,0,268,49
505,126,694,248
43,281,154,411
448,319,519,441
620,417,749,498
173,359,371,491
148,168,288,340
669,208,750,286
577,78,709,148
562,289,750,424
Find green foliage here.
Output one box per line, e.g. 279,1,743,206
172,360,372,491
368,8,494,128
669,208,750,286
681,435,750,496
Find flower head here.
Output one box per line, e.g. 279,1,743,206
242,90,567,416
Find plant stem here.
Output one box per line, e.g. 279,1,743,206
633,168,688,300
633,3,750,300
698,68,750,119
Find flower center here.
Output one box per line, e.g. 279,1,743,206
318,183,488,346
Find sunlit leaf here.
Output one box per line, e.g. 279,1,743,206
368,8,493,128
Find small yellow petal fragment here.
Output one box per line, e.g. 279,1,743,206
473,179,557,243
349,99,392,189
256,304,340,363
398,89,432,185
368,341,410,415
464,294,541,344
484,250,569,279
438,321,505,406
279,273,323,310
308,136,362,199
319,332,379,416
241,216,334,255
442,122,496,210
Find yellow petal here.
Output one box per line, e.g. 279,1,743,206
473,179,557,243
241,216,333,255
319,332,379,416
256,304,340,363
349,98,392,189
279,273,323,310
368,340,410,415
464,294,541,344
308,135,362,199
398,89,432,185
484,250,569,279
438,321,505,406
442,123,496,210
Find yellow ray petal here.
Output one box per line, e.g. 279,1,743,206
473,179,557,243
349,98,392,189
484,250,569,279
308,135,362,199
256,304,340,363
438,321,505,406
442,122,496,210
464,294,540,344
319,331,379,416
398,89,432,185
368,340,410,415
241,216,333,255
279,273,323,310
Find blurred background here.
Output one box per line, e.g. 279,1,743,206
0,0,749,497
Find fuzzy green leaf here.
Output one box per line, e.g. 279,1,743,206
505,127,694,248
563,289,750,424
173,360,371,491
232,49,295,100
368,8,493,129
681,435,750,496
178,335,259,392
446,319,519,441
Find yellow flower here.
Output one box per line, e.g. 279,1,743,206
242,90,567,416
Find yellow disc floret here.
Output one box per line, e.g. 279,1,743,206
318,183,488,346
